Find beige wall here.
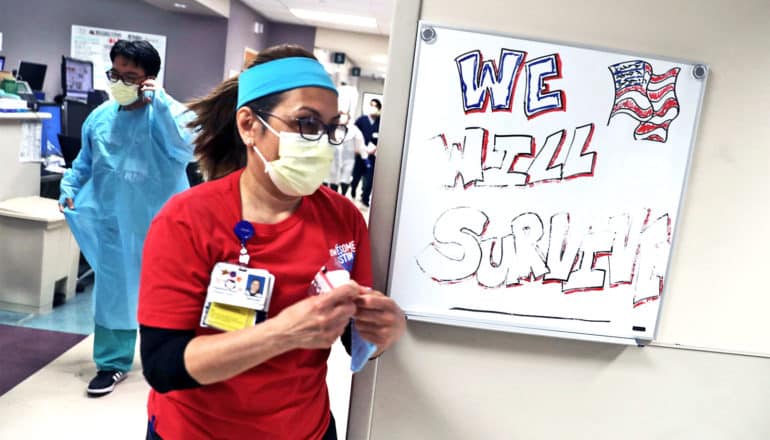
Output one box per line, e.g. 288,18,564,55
315,27,389,76
350,0,770,438
354,77,385,118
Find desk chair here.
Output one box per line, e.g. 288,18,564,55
58,134,81,168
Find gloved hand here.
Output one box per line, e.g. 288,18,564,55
58,197,74,213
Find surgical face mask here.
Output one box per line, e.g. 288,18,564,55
368,106,380,117
109,81,140,106
251,115,334,197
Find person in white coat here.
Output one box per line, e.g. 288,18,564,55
325,112,364,196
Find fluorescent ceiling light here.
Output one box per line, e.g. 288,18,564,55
173,2,187,8
290,8,377,29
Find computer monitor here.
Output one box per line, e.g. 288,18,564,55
38,103,63,158
17,61,47,91
0,56,5,71
61,56,93,101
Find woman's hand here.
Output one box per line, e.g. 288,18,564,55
275,281,359,350
185,284,357,385
353,288,406,357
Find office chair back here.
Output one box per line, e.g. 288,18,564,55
58,134,81,168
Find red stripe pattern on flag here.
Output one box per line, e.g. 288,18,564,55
608,60,681,143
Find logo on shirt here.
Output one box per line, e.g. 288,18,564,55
329,240,357,272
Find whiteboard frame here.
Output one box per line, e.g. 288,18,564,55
387,20,709,345
406,311,638,345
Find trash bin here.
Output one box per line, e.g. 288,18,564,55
0,196,79,313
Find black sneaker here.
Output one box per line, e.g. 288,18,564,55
87,370,127,397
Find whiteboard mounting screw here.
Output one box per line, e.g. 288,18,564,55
692,64,707,80
421,26,437,44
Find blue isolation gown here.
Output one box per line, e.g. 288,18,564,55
59,90,194,330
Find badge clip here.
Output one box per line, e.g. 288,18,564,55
233,220,255,266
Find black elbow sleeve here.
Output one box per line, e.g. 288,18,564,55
342,322,352,356
140,325,202,393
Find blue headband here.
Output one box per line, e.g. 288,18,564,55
237,57,337,108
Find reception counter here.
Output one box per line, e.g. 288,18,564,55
0,112,51,201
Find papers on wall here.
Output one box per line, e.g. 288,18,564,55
71,25,167,94
18,122,42,163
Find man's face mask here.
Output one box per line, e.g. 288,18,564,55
251,115,334,197
109,81,140,106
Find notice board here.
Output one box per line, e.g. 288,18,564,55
70,25,167,94
388,23,708,344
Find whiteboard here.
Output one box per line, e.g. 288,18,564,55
71,25,167,94
388,23,707,344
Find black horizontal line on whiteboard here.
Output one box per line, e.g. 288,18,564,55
449,307,611,323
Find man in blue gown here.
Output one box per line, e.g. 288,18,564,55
59,40,194,397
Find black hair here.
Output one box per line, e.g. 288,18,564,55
109,40,162,77
370,98,382,110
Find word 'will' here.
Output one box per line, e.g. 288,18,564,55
433,123,597,188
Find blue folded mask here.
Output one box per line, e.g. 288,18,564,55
350,321,378,373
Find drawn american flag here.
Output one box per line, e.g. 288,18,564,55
608,60,681,143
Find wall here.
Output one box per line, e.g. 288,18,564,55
350,0,770,438
314,28,390,77
223,0,268,77
265,22,316,52
313,28,388,117
0,0,227,101
353,76,384,119
314,47,357,86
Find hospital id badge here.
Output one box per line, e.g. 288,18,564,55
200,262,275,332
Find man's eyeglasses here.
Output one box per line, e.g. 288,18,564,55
255,110,347,145
105,70,145,86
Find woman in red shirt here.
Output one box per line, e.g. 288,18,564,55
138,45,405,440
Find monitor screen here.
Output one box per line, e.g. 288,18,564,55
18,61,47,91
0,56,5,71
62,56,93,100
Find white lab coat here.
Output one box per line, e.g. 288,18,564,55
327,123,365,185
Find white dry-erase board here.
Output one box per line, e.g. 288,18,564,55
388,23,708,344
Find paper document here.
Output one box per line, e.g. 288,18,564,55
19,122,42,163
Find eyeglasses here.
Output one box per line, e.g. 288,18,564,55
255,110,347,145
105,69,146,86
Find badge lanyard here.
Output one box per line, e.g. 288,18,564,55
233,220,255,266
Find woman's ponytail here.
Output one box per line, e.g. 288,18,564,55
187,77,242,180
